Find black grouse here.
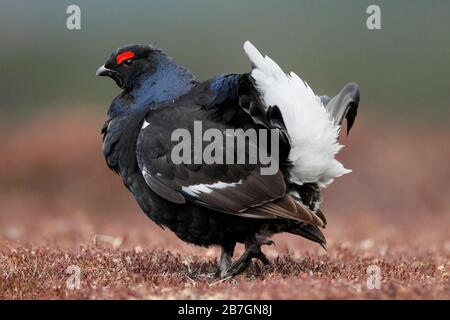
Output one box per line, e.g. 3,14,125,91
96,42,359,278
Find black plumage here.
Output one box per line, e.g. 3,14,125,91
97,44,359,277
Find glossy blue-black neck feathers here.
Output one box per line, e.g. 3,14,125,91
108,52,197,118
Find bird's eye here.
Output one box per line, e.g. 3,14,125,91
123,59,133,66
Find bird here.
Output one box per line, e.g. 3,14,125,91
96,41,360,278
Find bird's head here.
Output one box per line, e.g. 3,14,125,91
96,44,161,91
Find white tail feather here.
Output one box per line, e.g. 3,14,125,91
243,41,350,187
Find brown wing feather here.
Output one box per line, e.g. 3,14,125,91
245,194,326,227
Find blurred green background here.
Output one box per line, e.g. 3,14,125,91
0,0,449,123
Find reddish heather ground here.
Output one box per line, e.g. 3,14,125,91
0,111,448,299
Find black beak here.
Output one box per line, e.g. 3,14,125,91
96,65,115,77
96,64,123,88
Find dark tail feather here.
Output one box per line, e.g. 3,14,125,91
288,222,327,250
322,82,360,135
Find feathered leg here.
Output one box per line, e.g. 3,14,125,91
215,242,236,278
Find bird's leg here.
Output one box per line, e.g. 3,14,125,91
215,242,236,278
223,237,274,278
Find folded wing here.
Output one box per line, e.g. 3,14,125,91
136,103,325,227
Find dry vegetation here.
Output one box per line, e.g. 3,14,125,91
0,111,449,299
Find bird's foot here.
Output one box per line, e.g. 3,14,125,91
214,267,226,279
261,239,275,246
215,243,236,278
223,242,271,278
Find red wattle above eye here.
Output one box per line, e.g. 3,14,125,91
116,51,135,65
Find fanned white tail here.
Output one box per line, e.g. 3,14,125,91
243,41,350,187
